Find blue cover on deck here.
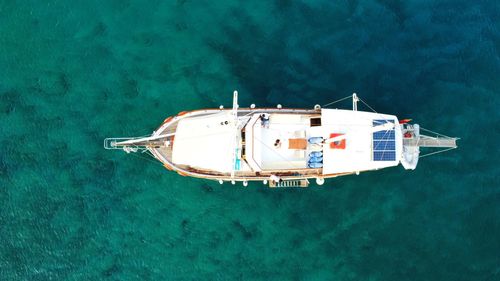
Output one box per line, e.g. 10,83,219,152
373,120,396,161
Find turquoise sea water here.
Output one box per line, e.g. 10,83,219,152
1,0,499,280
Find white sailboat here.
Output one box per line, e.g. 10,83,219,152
105,92,458,187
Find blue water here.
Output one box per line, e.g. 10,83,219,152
1,0,499,280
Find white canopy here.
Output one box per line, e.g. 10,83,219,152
172,112,236,172
320,109,401,175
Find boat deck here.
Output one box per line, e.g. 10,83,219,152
246,112,317,171
151,108,328,180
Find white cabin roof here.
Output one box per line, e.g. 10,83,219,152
319,109,402,175
172,112,236,172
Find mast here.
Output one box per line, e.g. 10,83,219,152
230,91,239,180
352,93,359,111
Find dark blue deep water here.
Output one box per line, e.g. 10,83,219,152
1,1,499,280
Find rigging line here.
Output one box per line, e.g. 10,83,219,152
112,131,230,148
114,100,396,151
259,122,384,127
119,103,330,139
120,124,157,138
359,97,396,129
419,147,457,158
109,134,151,141
358,97,378,114
322,95,352,108
359,98,397,160
115,121,242,146
420,127,454,139
358,98,456,155
242,109,259,118
118,104,388,145
359,97,454,141
127,150,165,167
143,149,156,158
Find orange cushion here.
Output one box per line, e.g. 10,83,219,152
288,138,307,149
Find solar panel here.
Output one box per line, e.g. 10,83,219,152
372,119,396,161
373,130,395,140
373,140,396,150
373,151,396,161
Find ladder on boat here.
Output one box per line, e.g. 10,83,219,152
269,179,309,188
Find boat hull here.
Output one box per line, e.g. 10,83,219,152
149,107,396,183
